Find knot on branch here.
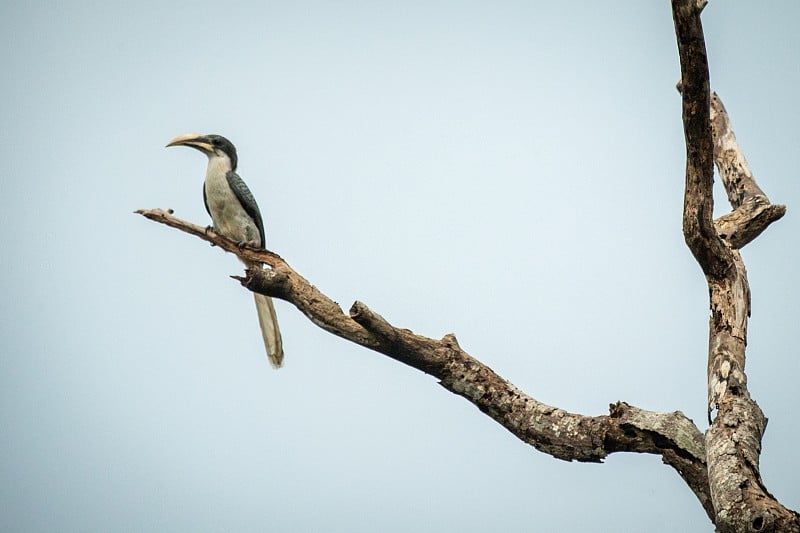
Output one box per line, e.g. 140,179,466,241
609,401,631,418
349,301,399,343
441,333,461,349
234,265,292,299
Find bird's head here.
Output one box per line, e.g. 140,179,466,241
166,133,238,171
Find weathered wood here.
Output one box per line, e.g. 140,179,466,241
672,0,733,283
136,207,714,519
709,93,786,249
671,1,797,531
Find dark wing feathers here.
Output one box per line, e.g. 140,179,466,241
203,183,211,218
226,170,266,248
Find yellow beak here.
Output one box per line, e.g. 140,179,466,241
165,133,213,153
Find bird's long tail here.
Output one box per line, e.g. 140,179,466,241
254,293,284,368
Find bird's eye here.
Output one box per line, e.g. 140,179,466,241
212,138,222,146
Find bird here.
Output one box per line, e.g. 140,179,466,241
166,133,284,368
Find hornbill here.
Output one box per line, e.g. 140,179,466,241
167,133,284,368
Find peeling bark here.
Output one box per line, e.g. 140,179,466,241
672,1,796,530
136,207,714,520
708,93,786,249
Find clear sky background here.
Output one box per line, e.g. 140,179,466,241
1,2,798,532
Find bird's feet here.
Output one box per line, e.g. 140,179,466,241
235,239,263,252
204,225,216,246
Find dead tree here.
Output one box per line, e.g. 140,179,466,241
138,2,797,530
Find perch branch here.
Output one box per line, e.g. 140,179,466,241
137,207,713,519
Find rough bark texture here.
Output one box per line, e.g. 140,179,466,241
136,207,714,520
672,1,796,531
709,93,786,249
136,2,798,530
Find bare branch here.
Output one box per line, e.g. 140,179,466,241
137,207,714,519
710,93,768,209
672,0,734,281
709,92,787,248
713,202,786,249
671,1,798,531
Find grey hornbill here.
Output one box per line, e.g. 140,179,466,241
166,133,284,368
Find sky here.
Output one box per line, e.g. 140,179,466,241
1,1,798,532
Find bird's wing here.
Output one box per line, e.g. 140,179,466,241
226,170,266,248
202,183,211,218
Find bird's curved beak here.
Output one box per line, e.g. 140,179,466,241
166,133,213,153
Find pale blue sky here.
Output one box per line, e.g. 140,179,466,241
1,2,798,532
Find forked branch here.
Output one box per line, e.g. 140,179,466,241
672,0,796,531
